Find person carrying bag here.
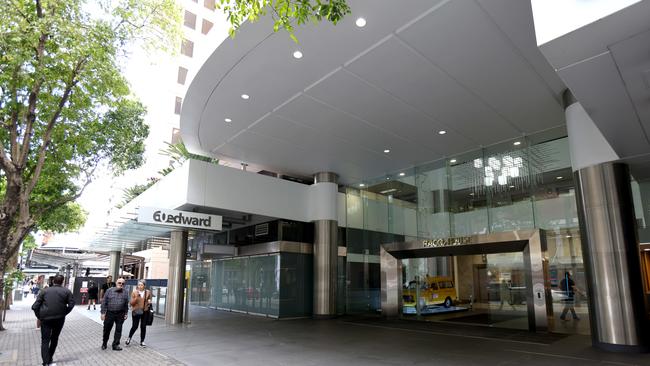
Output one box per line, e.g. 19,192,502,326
125,280,152,347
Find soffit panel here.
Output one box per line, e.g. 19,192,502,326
475,0,566,96
398,0,564,133
304,69,476,155
558,52,649,157
272,95,438,159
610,29,650,144
200,0,442,153
345,35,519,145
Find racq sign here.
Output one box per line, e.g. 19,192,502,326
422,236,472,248
138,207,222,231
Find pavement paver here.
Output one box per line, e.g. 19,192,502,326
0,298,183,366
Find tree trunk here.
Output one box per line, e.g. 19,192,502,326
0,268,5,331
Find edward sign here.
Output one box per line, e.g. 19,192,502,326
138,207,222,231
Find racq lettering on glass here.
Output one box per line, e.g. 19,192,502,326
153,210,212,228
422,237,472,248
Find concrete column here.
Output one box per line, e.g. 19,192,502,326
312,172,339,318
109,251,120,280
565,90,649,352
166,230,187,325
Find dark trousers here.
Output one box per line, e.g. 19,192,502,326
128,313,147,342
40,317,65,365
102,311,125,346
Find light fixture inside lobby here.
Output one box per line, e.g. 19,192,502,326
438,130,447,135
384,149,390,153
355,17,366,27
399,172,405,176
359,183,365,187
293,50,303,59
450,159,457,163
556,176,563,180
513,141,521,146
224,118,232,123
241,94,250,100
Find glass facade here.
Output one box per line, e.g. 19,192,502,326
345,131,587,332
190,253,312,318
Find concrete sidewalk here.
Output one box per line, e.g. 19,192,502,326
0,298,183,366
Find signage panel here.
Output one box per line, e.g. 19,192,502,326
422,236,472,248
137,207,222,231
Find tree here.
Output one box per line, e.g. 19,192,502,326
0,0,180,330
217,0,350,41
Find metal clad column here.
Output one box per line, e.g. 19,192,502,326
312,172,338,318
565,90,649,352
380,246,401,318
523,230,548,332
166,230,187,325
109,251,120,280
575,163,649,352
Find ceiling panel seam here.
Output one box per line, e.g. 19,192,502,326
392,34,524,136
197,31,276,153
271,112,403,159
339,67,480,146
609,45,650,145
299,93,441,155
395,0,452,34
473,0,564,106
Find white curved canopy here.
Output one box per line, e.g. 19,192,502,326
181,0,567,184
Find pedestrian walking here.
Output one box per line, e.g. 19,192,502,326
31,274,75,366
126,280,152,347
100,278,129,350
87,281,98,310
560,271,584,321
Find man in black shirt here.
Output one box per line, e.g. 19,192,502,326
100,278,129,350
99,275,115,301
32,274,75,366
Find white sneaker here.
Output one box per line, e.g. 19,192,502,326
140,341,146,348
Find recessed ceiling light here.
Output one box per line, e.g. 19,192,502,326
513,141,521,146
224,118,232,122
469,193,475,196
450,159,457,163
355,17,366,27
384,149,390,153
359,183,365,187
509,185,515,188
438,130,447,135
399,172,405,177
293,50,303,59
556,176,563,180
241,94,250,100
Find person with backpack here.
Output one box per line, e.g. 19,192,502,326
559,271,583,321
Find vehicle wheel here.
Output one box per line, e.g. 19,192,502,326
443,297,452,308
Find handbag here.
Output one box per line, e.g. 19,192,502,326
144,290,154,326
145,309,154,326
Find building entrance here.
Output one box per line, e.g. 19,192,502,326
381,230,550,332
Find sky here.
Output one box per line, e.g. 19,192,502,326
44,1,230,248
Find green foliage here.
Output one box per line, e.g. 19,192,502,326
117,142,217,208
217,0,350,42
0,0,181,263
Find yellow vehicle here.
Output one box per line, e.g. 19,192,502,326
403,276,456,308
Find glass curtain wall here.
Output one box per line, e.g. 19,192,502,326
345,131,583,320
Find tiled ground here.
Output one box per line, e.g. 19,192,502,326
0,298,183,366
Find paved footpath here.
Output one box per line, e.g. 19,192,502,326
0,298,184,366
